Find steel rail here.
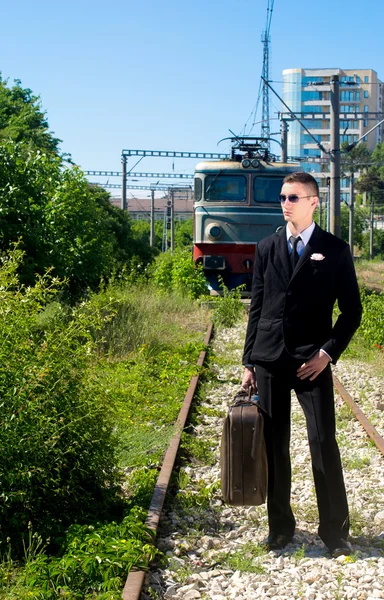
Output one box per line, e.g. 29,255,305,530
121,323,214,600
333,374,384,456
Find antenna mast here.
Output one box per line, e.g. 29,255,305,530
261,0,274,150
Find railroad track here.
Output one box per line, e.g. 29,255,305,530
123,321,384,600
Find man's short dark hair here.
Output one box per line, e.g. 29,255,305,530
283,172,319,197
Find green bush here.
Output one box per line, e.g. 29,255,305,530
0,142,155,295
360,288,384,347
0,248,121,546
0,248,209,594
1,507,158,599
211,278,245,327
151,249,208,299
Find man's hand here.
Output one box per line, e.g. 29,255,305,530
297,351,331,381
241,367,257,392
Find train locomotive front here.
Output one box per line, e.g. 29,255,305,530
193,139,301,294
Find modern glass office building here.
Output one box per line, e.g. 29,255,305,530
282,68,384,199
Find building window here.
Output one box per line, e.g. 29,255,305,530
340,135,358,144
340,105,357,113
340,120,359,130
303,149,321,157
364,76,369,83
355,76,361,83
302,76,323,85
355,91,360,101
364,119,368,127
364,105,369,112
302,134,322,144
302,90,324,101
340,90,357,101
302,105,322,113
340,76,355,86
301,119,327,129
364,90,369,98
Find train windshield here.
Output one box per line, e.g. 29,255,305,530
253,177,284,203
204,175,247,202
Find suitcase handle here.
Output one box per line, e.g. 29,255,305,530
232,389,259,407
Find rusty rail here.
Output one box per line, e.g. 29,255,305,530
333,374,384,456
121,322,214,600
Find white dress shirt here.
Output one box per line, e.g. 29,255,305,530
286,222,316,256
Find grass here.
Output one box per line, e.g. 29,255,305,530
340,323,384,378
174,480,221,509
215,541,267,573
164,558,194,584
342,454,371,470
292,501,318,525
292,544,306,561
355,259,384,293
0,281,211,599
180,431,216,466
194,404,225,419
349,507,368,537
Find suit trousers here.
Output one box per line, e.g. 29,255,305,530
255,352,349,547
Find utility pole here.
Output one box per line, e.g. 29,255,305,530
165,198,172,251
150,189,155,247
370,194,374,260
281,120,288,163
170,189,175,251
121,155,127,211
162,208,168,252
330,75,341,238
349,173,354,255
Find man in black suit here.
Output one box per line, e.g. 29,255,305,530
241,172,362,558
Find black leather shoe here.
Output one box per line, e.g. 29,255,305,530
262,533,293,550
328,538,352,558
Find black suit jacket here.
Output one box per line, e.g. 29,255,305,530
242,224,362,366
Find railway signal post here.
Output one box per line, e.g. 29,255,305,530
330,75,341,238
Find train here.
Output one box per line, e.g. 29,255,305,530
193,137,301,294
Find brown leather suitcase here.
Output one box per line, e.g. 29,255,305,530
220,390,268,506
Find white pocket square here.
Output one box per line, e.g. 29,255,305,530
310,253,325,261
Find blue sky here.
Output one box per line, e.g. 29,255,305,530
2,0,384,197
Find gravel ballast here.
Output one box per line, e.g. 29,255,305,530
143,321,384,600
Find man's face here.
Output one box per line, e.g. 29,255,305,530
280,181,319,226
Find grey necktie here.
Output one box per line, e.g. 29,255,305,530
289,235,301,271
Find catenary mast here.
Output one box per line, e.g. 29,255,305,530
261,0,274,150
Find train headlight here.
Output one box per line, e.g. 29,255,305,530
251,159,260,168
208,224,222,239
242,159,251,168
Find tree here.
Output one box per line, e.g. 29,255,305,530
362,228,384,258
0,141,155,294
340,141,371,177
355,171,384,198
130,219,164,253
0,76,61,155
369,142,384,182
88,186,156,267
131,217,193,252
340,203,368,249
174,218,193,249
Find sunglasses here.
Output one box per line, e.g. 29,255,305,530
279,194,313,203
